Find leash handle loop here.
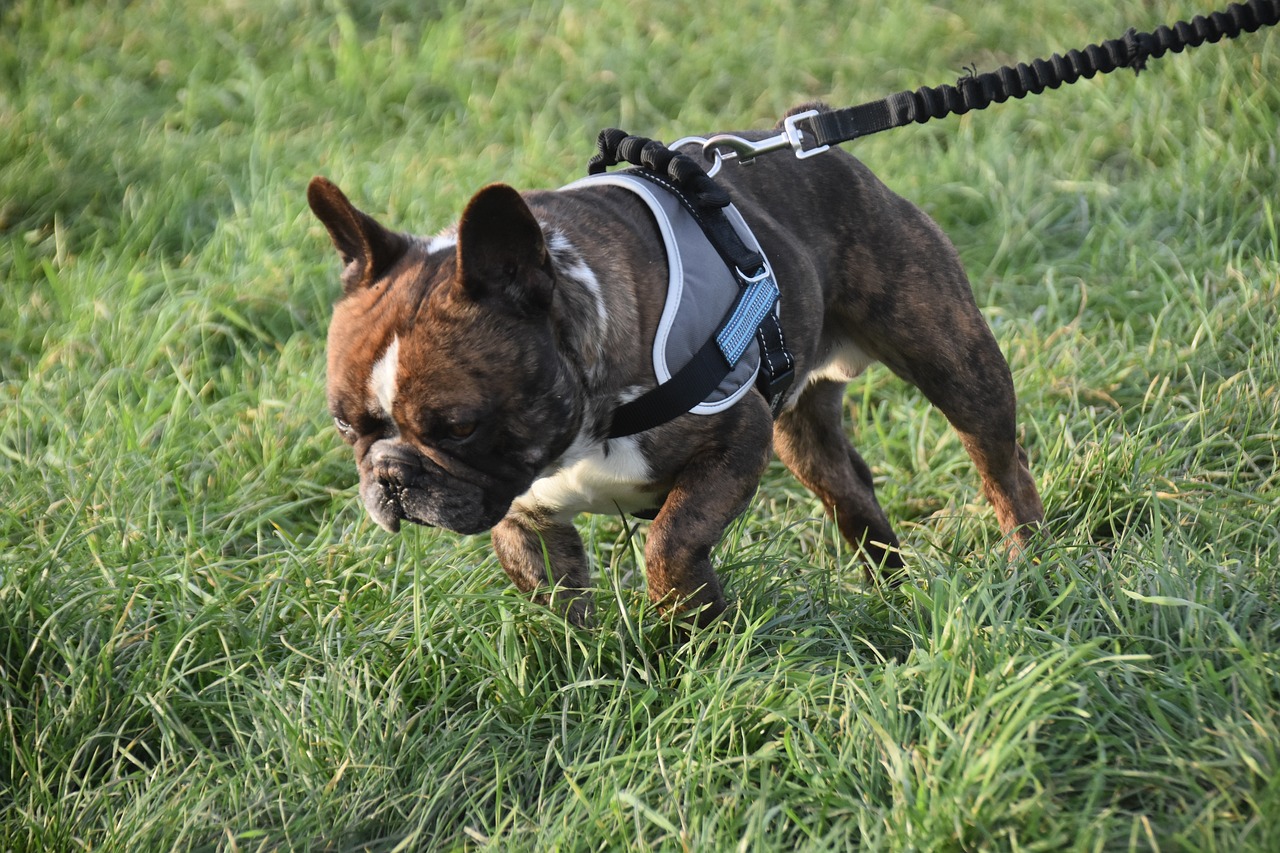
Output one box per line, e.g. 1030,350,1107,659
590,128,731,210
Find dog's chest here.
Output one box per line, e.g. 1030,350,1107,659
512,433,662,520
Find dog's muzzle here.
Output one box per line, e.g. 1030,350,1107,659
360,441,425,532
358,439,511,535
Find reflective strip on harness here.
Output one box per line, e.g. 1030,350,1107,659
717,267,779,365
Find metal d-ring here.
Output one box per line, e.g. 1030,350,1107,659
669,136,724,178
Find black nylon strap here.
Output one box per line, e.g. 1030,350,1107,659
805,92,917,148
627,168,764,281
801,0,1279,149
608,327,732,438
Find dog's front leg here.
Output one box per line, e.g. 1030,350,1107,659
492,511,593,625
644,398,773,627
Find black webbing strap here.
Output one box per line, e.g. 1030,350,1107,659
587,130,795,438
588,131,763,273
609,335,732,440
793,0,1279,150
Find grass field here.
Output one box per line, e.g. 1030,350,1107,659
3,0,1279,849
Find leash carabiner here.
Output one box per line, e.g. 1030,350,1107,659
701,109,830,165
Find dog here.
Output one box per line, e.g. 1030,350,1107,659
308,106,1045,627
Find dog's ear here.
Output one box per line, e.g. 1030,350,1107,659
307,177,409,294
455,184,554,314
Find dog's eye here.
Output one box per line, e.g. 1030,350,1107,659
446,421,477,441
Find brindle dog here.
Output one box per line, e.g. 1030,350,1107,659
309,106,1045,627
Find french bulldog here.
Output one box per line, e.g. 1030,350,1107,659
308,107,1045,627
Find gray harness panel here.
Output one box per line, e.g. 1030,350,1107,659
564,172,777,415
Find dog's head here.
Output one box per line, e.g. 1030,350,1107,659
308,178,581,533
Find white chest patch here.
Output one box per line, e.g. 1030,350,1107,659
513,433,660,520
368,335,400,419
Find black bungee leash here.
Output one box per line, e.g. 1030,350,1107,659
704,0,1279,164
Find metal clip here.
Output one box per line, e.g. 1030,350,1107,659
701,109,830,166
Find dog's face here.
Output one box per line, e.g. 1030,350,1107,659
310,178,582,534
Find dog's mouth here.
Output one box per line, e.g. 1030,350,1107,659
383,514,434,534
364,478,510,536
364,485,408,533
358,438,529,535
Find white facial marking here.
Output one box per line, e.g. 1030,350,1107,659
369,335,401,419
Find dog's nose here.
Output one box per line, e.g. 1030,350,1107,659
368,441,419,478
366,440,424,510
374,462,406,489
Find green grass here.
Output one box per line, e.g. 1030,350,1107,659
3,0,1278,849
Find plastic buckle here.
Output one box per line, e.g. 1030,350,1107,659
762,364,795,414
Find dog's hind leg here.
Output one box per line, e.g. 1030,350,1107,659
909,346,1045,556
773,379,905,580
874,303,1045,556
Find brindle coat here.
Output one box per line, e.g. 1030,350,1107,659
309,108,1045,627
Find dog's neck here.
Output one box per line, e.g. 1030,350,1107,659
544,228,612,387
532,191,669,439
